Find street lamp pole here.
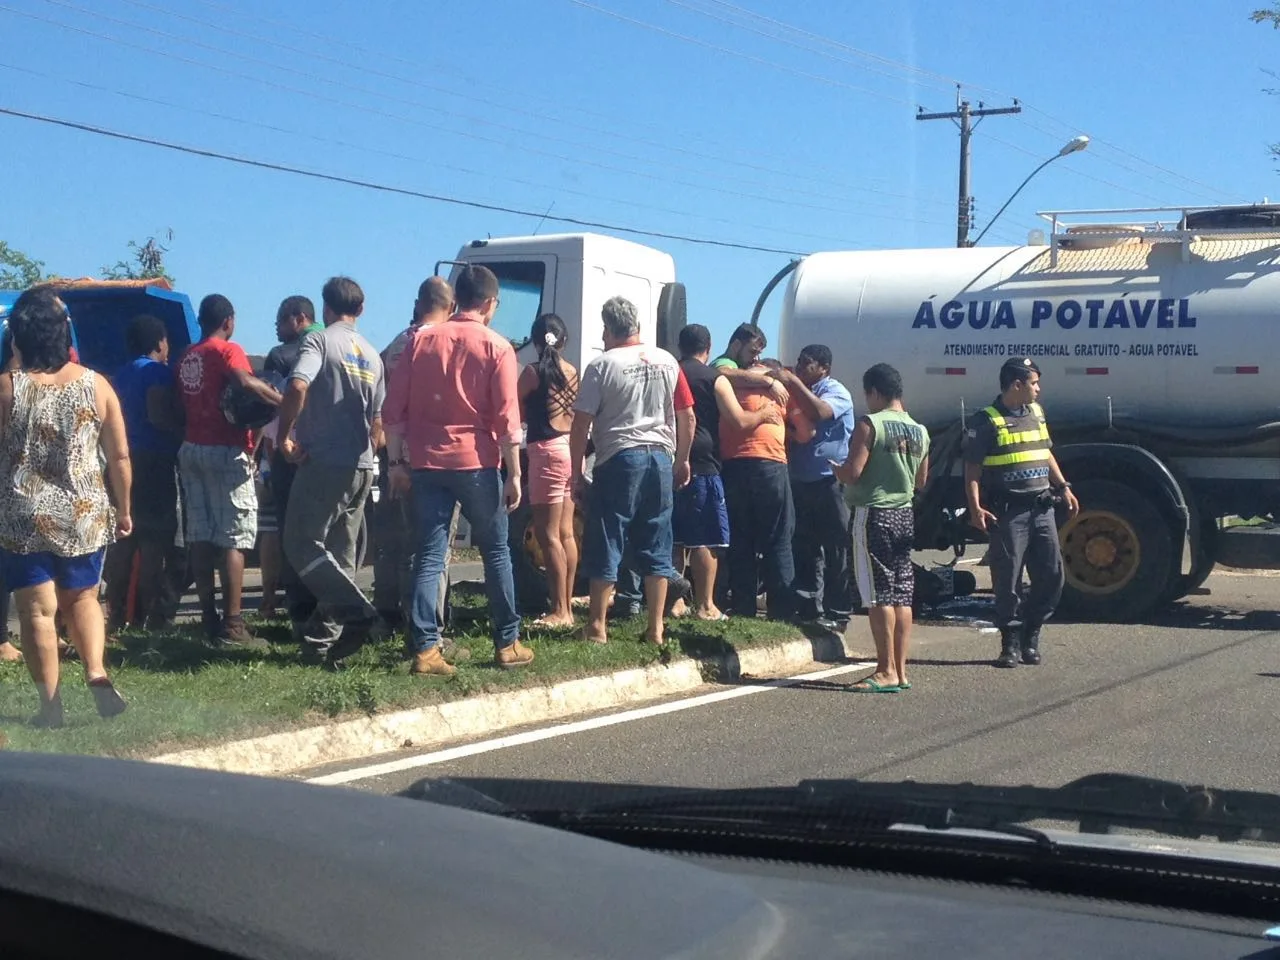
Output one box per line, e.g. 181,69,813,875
970,136,1090,245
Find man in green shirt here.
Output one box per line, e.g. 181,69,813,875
832,363,930,693
711,323,788,402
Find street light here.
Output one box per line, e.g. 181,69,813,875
971,135,1090,245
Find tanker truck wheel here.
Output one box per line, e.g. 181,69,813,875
1057,479,1176,623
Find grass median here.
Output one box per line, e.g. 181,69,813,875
0,584,808,758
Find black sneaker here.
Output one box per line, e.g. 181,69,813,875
31,698,64,729
89,677,127,718
323,617,390,671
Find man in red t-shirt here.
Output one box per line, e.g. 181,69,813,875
176,293,281,646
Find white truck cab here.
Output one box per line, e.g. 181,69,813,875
440,232,685,609
441,232,684,369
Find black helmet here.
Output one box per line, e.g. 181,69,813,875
221,373,280,430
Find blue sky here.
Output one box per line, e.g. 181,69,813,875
0,0,1274,357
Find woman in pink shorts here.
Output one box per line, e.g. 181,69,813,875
517,314,579,627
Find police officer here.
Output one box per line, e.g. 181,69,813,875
963,358,1079,668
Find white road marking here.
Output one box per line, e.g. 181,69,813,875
305,660,875,786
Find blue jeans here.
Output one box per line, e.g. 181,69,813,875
409,468,520,653
581,447,678,584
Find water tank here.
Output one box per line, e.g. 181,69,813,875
776,240,1280,430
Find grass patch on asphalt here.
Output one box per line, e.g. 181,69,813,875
0,583,805,758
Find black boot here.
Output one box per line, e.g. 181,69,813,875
995,627,1019,668
1021,623,1042,665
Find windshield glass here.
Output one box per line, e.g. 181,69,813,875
8,1,1280,916
473,260,546,348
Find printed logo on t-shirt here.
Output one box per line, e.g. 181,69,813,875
342,342,378,385
178,351,205,393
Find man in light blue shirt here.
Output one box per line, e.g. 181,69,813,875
771,344,855,627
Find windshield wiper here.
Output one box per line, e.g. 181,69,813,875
405,773,1280,846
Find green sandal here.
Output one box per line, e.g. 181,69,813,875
851,675,900,693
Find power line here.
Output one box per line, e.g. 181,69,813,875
660,0,957,94
1018,107,1240,203
0,104,820,256
982,133,1170,205
689,0,1009,98
0,62,875,247
112,0,948,211
183,0,888,189
657,0,1239,204
565,0,917,107
8,0,952,223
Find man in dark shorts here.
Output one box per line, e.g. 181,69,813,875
671,324,728,620
834,363,930,692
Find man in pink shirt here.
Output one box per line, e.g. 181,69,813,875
384,265,533,676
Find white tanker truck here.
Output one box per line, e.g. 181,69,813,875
447,205,1280,622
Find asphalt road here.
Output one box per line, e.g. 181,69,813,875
306,566,1280,798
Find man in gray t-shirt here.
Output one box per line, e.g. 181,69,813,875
291,321,384,469
275,277,387,667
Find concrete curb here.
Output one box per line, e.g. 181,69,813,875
148,632,858,778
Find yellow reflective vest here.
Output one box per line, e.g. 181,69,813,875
981,402,1051,469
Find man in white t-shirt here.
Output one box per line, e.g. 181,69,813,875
570,295,695,647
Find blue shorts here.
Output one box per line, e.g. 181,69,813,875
582,447,678,583
3,548,107,592
673,474,730,548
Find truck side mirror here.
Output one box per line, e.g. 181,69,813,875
656,282,687,353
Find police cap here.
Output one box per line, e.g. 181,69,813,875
1003,357,1040,375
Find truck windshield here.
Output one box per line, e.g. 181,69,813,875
480,261,546,348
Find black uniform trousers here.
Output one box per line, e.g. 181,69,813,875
987,493,1064,630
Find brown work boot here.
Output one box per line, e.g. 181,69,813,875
496,640,534,669
219,615,270,651
410,646,457,677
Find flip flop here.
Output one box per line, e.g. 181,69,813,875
696,613,730,622
898,681,912,690
850,675,900,693
531,617,576,631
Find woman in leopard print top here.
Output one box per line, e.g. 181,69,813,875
0,288,131,728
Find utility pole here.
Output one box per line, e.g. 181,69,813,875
917,90,1022,247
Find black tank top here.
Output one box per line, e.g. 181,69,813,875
525,366,577,443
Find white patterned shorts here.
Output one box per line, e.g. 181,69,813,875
178,442,259,551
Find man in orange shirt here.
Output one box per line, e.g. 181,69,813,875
716,360,795,620
383,266,533,676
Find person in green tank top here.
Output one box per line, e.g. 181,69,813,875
831,364,929,693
